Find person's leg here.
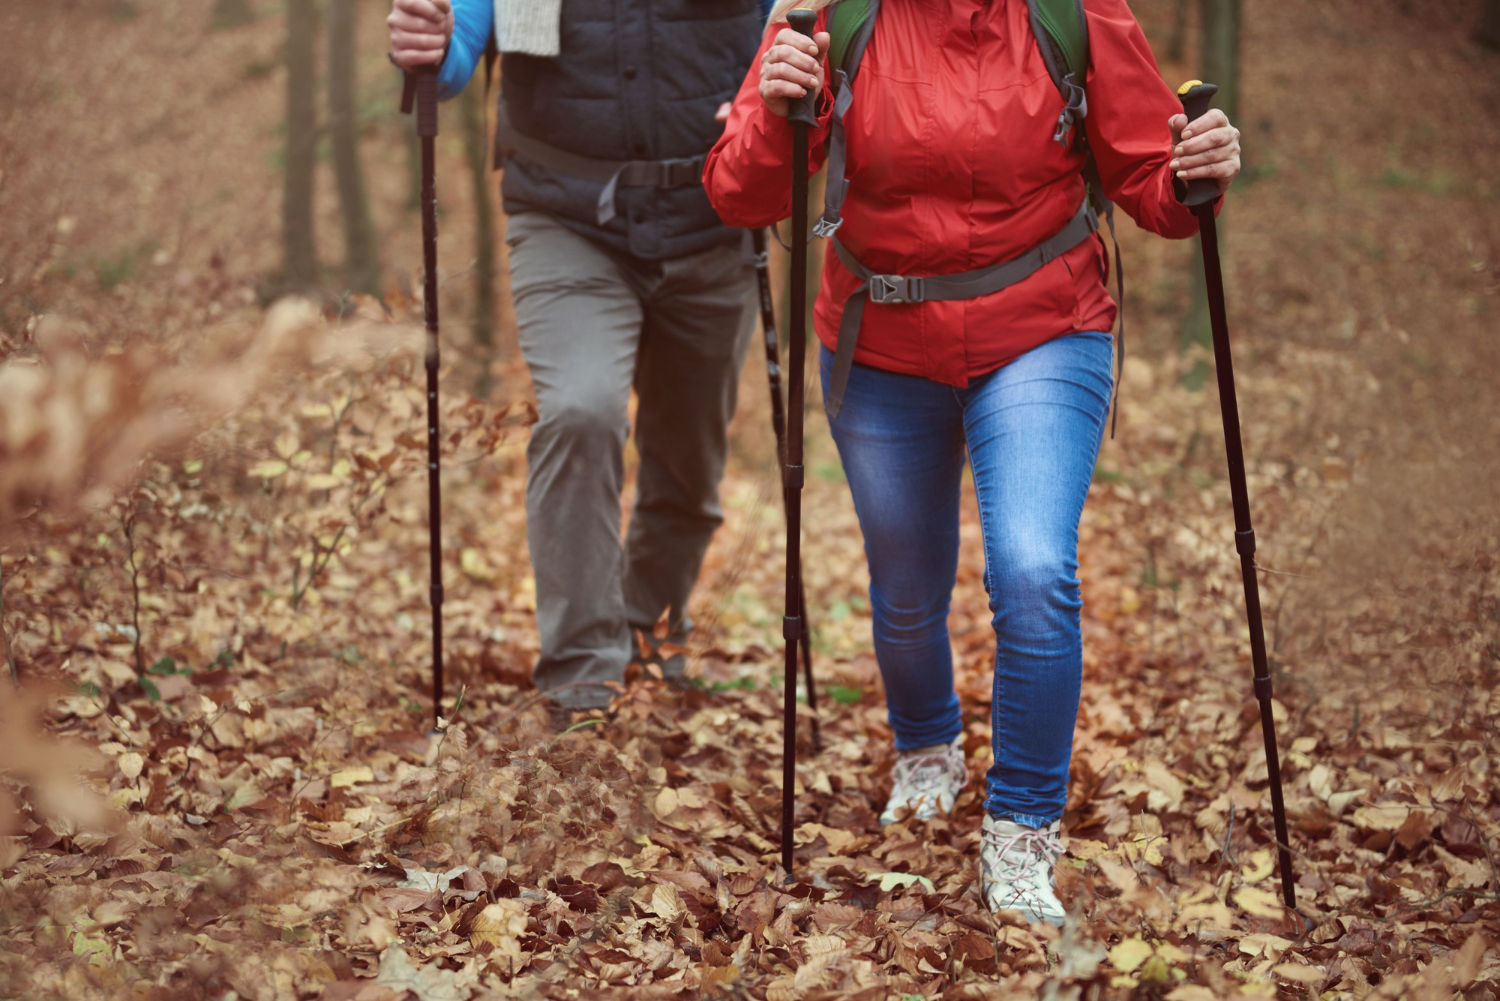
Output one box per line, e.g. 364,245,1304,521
509,212,643,709
960,331,1115,825
621,238,755,669
820,346,967,751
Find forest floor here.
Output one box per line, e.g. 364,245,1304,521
2,1,1500,999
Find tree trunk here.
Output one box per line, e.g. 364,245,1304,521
1166,0,1191,63
328,0,381,296
462,80,499,391
282,0,319,290
1180,0,1239,352
1481,0,1500,50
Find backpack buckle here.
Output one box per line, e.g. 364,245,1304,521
812,216,843,239
1053,75,1088,147
868,274,923,304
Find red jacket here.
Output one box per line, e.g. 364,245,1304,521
705,0,1206,387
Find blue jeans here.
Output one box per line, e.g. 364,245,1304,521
820,332,1114,827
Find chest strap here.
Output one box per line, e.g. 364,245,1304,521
494,103,706,227
824,199,1099,419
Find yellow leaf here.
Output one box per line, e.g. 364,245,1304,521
652,786,679,820
1109,937,1154,974
1239,849,1274,885
304,474,343,491
1143,760,1185,812
250,460,289,478
460,548,498,583
1232,885,1285,919
1069,838,1110,861
702,963,739,987
868,871,935,893
1271,963,1325,985
118,752,144,782
330,766,375,788
1236,932,1292,959
1352,802,1408,831
225,783,262,810
649,883,685,923
470,899,528,959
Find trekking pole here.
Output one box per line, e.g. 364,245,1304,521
751,229,822,754
779,8,819,876
1177,80,1297,912
402,66,446,733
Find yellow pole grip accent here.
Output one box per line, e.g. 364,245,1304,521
1177,79,1204,95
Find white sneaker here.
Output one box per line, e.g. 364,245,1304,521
980,815,1066,926
879,736,967,826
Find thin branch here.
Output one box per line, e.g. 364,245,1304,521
1254,562,1316,580
1,554,17,687
121,505,146,677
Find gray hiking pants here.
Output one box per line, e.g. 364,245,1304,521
507,212,756,709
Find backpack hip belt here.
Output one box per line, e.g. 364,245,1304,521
494,102,706,226
824,199,1099,419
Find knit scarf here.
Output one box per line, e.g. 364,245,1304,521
495,0,562,56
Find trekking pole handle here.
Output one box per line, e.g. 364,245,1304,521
415,67,439,139
1175,80,1220,209
400,65,440,137
786,9,821,128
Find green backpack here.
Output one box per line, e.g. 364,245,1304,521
814,0,1124,434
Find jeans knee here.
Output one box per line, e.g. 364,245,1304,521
872,587,950,644
987,549,1080,627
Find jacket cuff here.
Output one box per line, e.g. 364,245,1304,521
751,87,834,148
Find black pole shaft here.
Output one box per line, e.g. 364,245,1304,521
752,230,821,754
1194,205,1295,909
781,121,809,876
415,69,445,732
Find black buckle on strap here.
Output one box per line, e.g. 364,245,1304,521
868,274,924,304
653,156,705,190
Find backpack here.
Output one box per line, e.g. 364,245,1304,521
814,0,1124,434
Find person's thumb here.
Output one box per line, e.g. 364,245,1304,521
1168,113,1187,146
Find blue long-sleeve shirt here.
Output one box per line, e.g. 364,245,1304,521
437,0,775,99
436,0,497,99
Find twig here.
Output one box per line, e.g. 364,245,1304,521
1254,562,1315,580
121,505,146,677
291,521,349,610
82,691,146,748
1,554,17,687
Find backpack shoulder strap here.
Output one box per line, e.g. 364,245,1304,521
1029,0,1090,146
827,0,874,80
813,0,879,237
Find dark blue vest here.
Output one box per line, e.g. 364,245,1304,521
499,0,763,260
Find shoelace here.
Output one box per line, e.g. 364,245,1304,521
895,747,963,796
982,825,1064,880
